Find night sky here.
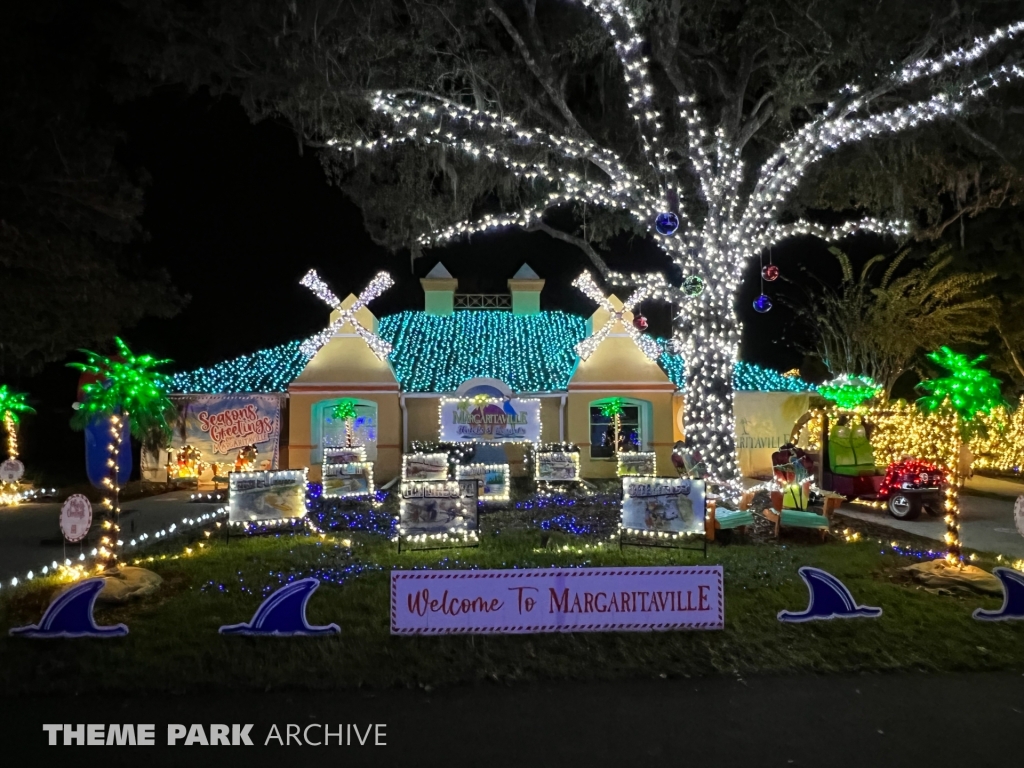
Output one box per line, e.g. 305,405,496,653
18,85,879,482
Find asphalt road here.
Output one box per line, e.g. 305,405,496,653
3,672,1022,766
0,490,223,583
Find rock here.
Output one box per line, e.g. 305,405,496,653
902,559,1004,596
96,566,164,603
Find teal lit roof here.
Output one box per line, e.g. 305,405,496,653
170,311,817,394
170,340,307,395
378,311,585,392
657,345,817,393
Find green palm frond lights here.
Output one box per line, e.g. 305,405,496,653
67,337,177,441
818,375,883,409
917,346,1004,420
331,399,358,422
0,385,35,424
599,398,625,418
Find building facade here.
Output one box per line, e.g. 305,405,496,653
164,264,816,482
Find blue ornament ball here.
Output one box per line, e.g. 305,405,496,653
655,212,679,236
752,294,773,313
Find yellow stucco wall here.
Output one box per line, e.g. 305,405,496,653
287,392,402,481
568,295,677,478
287,295,403,481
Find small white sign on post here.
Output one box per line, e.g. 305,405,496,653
0,458,25,483
229,469,307,522
621,476,706,538
402,453,449,482
60,494,93,543
617,451,657,477
456,463,510,502
391,566,723,634
535,451,580,482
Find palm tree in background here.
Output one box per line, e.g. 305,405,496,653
0,384,34,462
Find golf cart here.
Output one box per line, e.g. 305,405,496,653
787,409,946,520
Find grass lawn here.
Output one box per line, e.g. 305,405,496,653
1,490,1022,695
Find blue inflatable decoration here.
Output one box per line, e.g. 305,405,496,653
777,567,882,623
219,578,340,636
9,578,128,638
973,567,1024,622
84,416,131,490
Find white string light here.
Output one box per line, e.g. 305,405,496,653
299,270,395,359
572,272,663,361
331,1,1024,489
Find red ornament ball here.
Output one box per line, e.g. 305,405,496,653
762,264,779,281
633,315,649,331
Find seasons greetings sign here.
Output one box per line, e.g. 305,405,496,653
182,395,282,468
439,397,541,443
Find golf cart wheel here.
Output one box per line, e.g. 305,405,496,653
887,493,920,520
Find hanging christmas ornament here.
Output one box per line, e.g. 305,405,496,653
682,275,704,297
753,294,773,313
633,314,648,331
655,212,679,236
761,264,779,282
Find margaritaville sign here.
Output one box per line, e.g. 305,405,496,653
439,397,541,443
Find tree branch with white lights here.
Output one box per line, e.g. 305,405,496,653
328,1,1022,494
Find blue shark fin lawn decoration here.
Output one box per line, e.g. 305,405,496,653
973,567,1024,622
219,578,340,636
9,578,128,638
778,567,883,623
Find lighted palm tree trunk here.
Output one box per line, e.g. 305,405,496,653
4,412,16,460
100,412,126,567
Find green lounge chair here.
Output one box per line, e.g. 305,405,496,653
763,489,840,542
705,501,755,541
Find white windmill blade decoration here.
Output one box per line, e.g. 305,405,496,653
572,272,663,361
299,269,395,360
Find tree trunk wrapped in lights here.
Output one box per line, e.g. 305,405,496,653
327,2,1023,488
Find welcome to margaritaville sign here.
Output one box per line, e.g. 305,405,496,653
439,397,541,443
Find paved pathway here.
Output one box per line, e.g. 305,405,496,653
837,476,1024,559
0,490,224,583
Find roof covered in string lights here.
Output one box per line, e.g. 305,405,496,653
170,311,817,394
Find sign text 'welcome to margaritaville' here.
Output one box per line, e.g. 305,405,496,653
391,566,723,634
